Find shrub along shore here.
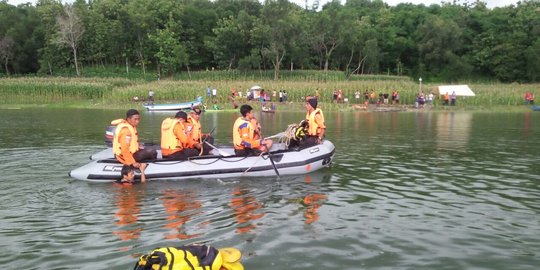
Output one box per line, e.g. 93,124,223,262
0,72,537,112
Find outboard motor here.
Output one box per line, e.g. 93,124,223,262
105,125,116,147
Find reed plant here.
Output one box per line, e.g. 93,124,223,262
1,72,537,111
0,77,134,104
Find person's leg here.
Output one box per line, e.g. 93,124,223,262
134,148,157,162
163,150,188,160
202,135,215,155
183,148,200,158
299,136,318,149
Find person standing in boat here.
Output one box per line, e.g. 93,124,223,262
161,111,200,160
233,104,273,156
187,107,214,155
112,109,155,182
301,97,326,148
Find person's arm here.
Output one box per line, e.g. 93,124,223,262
174,123,191,148
239,123,261,149
139,163,147,183
314,114,326,142
118,127,137,166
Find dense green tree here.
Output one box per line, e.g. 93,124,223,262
259,0,302,80
149,17,187,76
0,0,539,82
55,4,84,76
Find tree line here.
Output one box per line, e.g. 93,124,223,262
0,0,539,82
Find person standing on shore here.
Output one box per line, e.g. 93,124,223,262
450,91,457,106
444,92,450,105
148,90,154,105
112,109,156,182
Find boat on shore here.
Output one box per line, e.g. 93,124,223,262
143,96,203,111
69,141,335,182
531,105,540,111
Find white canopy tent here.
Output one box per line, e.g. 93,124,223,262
436,85,475,96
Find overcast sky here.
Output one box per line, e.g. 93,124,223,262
6,0,522,9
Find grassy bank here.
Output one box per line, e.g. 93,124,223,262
0,73,537,112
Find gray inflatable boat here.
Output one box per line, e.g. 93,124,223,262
69,141,335,182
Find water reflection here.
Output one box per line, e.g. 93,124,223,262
436,112,472,151
522,112,532,139
302,175,328,225
230,187,265,234
161,189,203,240
112,186,142,242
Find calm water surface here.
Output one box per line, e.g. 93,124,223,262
0,108,539,269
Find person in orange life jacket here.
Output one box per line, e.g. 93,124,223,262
161,111,200,160
232,104,273,156
187,107,214,155
112,109,156,182
300,97,326,148
115,165,144,185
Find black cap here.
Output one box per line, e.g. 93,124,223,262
192,107,202,115
175,111,188,120
307,98,317,109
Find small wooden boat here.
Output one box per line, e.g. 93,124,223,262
143,97,203,111
69,141,335,182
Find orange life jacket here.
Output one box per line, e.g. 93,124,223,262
306,108,324,136
233,117,254,149
187,115,201,142
161,117,184,152
112,119,139,155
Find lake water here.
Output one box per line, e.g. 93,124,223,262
0,107,539,269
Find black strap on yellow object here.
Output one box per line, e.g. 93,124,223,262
134,245,218,270
133,251,167,270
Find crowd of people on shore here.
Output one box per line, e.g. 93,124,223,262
112,97,326,184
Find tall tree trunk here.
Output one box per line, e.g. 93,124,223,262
187,65,191,79
4,60,9,76
125,57,129,74
324,54,330,72
137,34,146,75
72,45,80,76
345,48,355,80
273,53,279,80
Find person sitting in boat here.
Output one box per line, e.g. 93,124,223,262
115,165,145,185
233,104,273,156
161,111,201,160
187,107,214,155
300,97,325,148
112,109,156,181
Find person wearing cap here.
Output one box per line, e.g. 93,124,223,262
111,109,156,182
161,111,200,160
302,97,326,148
187,107,214,155
232,104,273,156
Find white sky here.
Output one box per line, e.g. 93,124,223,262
6,0,522,9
